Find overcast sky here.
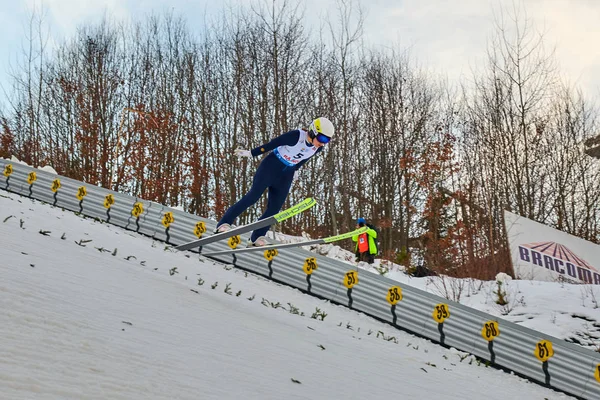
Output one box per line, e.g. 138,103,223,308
1,0,599,101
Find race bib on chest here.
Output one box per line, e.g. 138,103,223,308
358,233,369,252
274,130,319,166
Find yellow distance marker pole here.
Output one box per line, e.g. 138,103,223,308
386,286,403,325
262,248,279,279
302,257,317,293
189,221,206,257
26,171,36,197
131,202,144,232
432,303,450,346
104,194,115,222
226,235,242,266
535,339,554,386
481,320,500,364
343,270,359,309
162,211,174,244
76,186,87,213
51,179,61,206
3,164,13,190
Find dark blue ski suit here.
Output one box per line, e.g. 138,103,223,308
218,130,323,242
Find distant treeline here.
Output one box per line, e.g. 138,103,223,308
1,1,598,279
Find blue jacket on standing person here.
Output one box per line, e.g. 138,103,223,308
352,217,378,264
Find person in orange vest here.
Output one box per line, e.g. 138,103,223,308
352,217,378,264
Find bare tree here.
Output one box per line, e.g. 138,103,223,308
3,4,50,166
321,0,365,235
2,1,598,272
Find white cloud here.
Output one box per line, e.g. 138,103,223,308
3,0,600,97
526,0,600,91
22,0,132,42
356,0,600,93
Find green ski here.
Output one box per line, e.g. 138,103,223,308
175,198,316,251
203,226,368,257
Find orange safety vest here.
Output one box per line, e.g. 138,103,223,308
357,232,369,253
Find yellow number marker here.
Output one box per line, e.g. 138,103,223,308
51,179,61,192
194,222,206,238
104,194,115,208
343,270,358,289
27,172,37,184
132,202,144,217
228,235,241,249
264,249,279,261
162,212,174,228
386,286,403,305
76,186,87,201
3,164,13,177
481,321,500,341
302,257,318,274
534,340,554,362
433,303,450,323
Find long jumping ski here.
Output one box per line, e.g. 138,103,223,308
202,226,368,257
174,197,316,251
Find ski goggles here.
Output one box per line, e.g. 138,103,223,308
314,132,331,144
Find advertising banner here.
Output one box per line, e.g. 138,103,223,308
505,211,600,285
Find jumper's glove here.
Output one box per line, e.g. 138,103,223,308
234,148,252,158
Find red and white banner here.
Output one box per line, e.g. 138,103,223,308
504,211,600,285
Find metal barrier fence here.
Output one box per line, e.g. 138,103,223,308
1,159,599,400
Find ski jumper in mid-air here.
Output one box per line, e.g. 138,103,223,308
215,117,335,246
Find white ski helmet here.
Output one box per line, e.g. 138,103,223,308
309,117,335,142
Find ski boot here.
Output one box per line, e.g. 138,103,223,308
247,236,268,247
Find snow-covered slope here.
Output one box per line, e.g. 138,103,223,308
0,191,577,399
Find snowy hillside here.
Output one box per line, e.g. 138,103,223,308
0,190,581,399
